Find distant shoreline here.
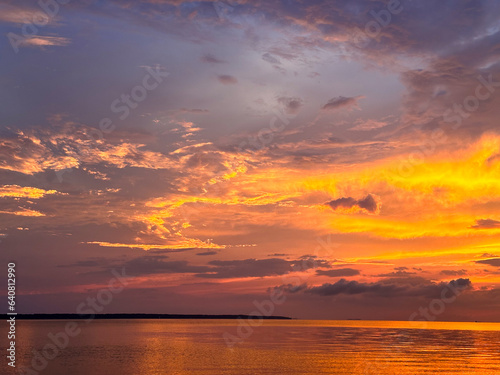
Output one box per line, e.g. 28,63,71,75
1,313,292,320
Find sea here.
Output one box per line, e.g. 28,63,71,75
2,319,500,374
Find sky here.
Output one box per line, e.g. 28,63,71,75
1,0,500,321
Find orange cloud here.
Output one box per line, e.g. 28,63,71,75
86,239,225,251
0,185,60,199
0,208,45,217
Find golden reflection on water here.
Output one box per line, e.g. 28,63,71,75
261,319,500,331
3,320,500,375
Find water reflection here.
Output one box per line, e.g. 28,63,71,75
1,320,499,375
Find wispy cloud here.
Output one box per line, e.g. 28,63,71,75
0,208,45,217
470,219,500,229
18,36,71,48
201,53,226,64
321,96,363,111
217,74,238,85
0,4,55,24
0,185,60,199
326,194,380,215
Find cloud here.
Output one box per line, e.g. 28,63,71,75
201,53,226,63
0,125,182,175
327,136,347,144
3,0,500,319
377,270,417,277
0,208,45,217
196,257,330,279
86,239,225,251
316,268,360,277
277,96,303,114
179,108,210,114
321,96,362,111
0,4,56,25
58,260,102,268
196,251,218,256
217,75,238,85
326,194,380,215
64,255,211,276
0,130,79,174
79,255,330,279
16,36,71,49
440,269,468,276
124,256,210,275
470,219,500,229
269,283,308,294
262,53,281,64
350,119,390,131
476,258,500,267
301,278,472,298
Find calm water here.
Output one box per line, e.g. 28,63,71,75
2,320,500,374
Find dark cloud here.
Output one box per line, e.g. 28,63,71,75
196,251,218,256
267,47,298,61
277,96,304,114
61,254,209,277
441,269,468,276
316,268,360,277
119,256,209,275
201,53,226,64
58,260,101,268
301,278,472,298
298,254,317,259
307,279,405,297
476,258,500,267
327,137,347,144
321,96,362,111
80,255,331,279
377,267,416,277
470,219,500,229
3,0,500,320
326,194,380,214
217,74,238,84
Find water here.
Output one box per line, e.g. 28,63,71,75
3,320,500,374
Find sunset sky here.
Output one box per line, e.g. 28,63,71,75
1,0,500,321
